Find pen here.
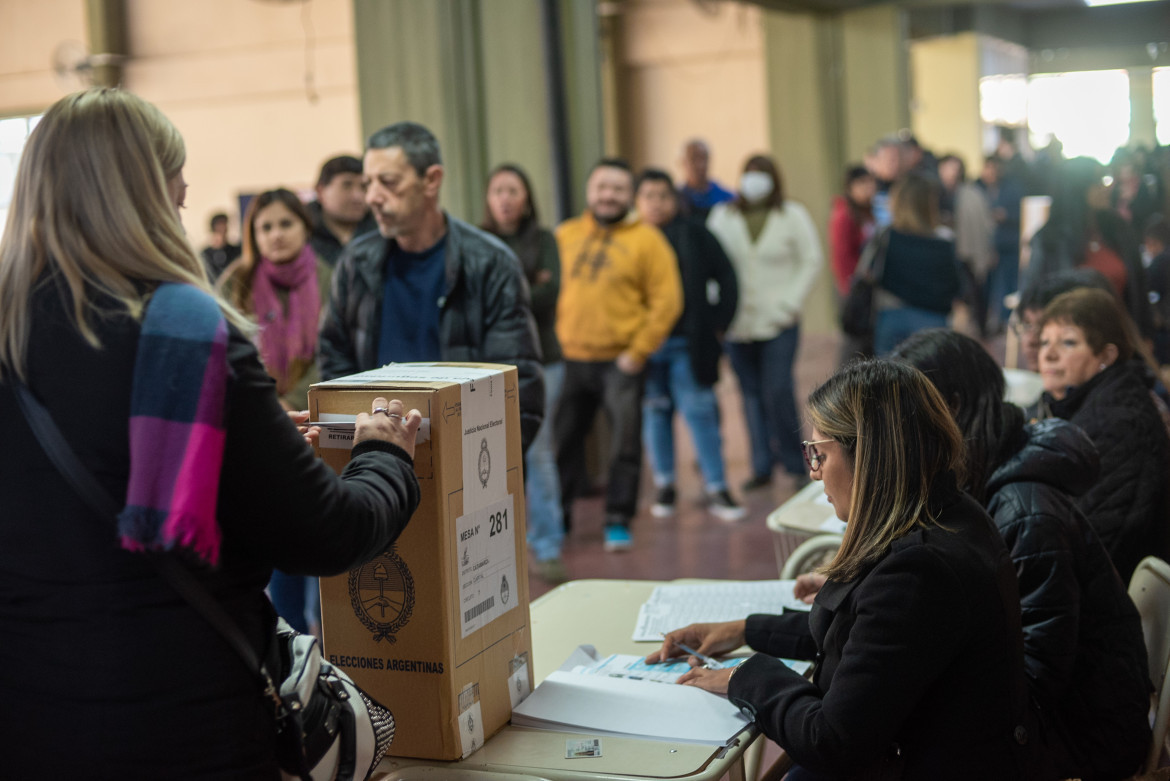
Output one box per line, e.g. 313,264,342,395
663,636,724,670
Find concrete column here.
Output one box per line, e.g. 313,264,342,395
1129,65,1157,148
353,0,602,223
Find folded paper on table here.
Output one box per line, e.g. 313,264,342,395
510,671,751,746
633,580,811,642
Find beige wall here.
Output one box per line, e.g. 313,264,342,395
615,0,769,188
911,33,983,174
0,0,86,114
0,0,362,246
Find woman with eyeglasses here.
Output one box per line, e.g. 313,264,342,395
893,329,1150,781
648,360,1040,780
1036,287,1170,582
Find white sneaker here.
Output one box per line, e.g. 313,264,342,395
708,489,747,522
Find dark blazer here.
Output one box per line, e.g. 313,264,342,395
986,418,1150,781
0,282,421,779
728,485,1038,780
661,214,739,386
318,214,545,451
1042,360,1170,582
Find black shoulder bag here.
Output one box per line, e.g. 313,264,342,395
13,380,395,781
840,227,891,339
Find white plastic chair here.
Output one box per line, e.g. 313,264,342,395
1128,556,1170,774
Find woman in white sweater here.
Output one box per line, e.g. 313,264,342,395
707,155,824,491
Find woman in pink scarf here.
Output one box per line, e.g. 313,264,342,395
220,188,333,635
220,188,330,413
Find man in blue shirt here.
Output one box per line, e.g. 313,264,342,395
318,121,544,449
677,139,734,222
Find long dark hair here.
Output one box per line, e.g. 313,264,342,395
891,329,1025,504
226,188,313,311
481,163,539,236
733,154,785,212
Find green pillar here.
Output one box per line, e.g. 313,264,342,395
352,0,604,225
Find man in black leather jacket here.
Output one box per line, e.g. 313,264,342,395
318,121,543,450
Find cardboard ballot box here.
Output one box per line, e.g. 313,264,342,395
308,363,533,761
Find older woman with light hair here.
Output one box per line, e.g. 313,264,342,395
0,88,422,776
1037,287,1170,581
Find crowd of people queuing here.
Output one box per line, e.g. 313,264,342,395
3,85,1169,778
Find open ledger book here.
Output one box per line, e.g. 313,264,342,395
511,645,810,746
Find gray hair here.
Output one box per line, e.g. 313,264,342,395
367,121,442,176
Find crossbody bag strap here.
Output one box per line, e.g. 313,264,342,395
13,379,272,692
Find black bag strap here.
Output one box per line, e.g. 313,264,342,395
13,379,273,693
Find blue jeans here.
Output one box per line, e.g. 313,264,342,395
986,249,1020,326
267,572,320,634
526,362,565,562
726,326,805,478
642,336,729,492
874,306,948,356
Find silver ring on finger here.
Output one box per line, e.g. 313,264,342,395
373,406,389,416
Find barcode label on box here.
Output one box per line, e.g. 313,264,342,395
456,494,519,638
464,596,495,623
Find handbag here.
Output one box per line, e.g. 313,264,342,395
840,228,890,339
13,380,395,781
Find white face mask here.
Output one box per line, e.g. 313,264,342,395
739,171,774,204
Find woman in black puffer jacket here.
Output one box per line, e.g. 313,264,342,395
894,329,1151,781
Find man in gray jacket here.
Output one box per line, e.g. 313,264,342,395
318,121,544,449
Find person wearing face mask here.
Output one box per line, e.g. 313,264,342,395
554,158,683,551
707,155,824,492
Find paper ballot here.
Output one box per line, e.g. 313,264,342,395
632,580,812,642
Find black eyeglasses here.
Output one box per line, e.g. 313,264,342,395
801,439,832,472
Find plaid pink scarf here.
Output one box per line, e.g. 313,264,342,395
117,283,229,565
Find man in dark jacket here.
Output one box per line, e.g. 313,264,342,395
634,168,743,521
307,154,377,268
318,121,543,450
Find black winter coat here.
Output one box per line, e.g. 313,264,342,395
985,418,1150,781
661,214,739,386
318,214,544,451
1042,360,1170,582
0,283,421,779
728,485,1037,780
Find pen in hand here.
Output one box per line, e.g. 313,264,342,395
662,635,724,670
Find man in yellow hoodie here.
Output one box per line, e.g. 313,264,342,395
554,158,683,551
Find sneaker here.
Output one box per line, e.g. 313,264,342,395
603,525,632,552
741,474,773,492
707,489,747,522
535,557,568,584
651,485,677,518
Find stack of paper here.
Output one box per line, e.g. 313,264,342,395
632,580,812,642
510,671,751,745
511,647,810,746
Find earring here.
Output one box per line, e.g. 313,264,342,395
1099,363,1107,371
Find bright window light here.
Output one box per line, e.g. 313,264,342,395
980,75,1029,125
1027,70,1130,163
1084,0,1163,6
0,114,42,240
1155,67,1170,147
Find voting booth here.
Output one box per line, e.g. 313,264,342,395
309,363,533,761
